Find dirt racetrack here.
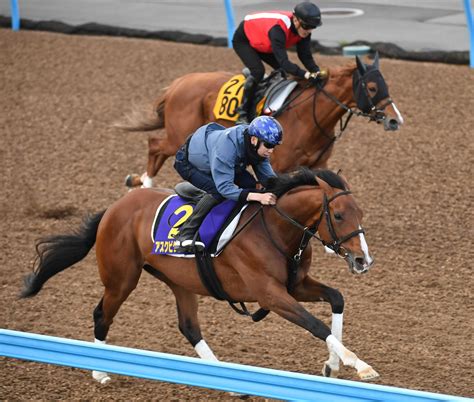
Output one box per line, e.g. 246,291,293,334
1,29,473,400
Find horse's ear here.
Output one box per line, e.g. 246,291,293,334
315,177,333,195
355,55,367,75
336,170,351,190
372,51,380,70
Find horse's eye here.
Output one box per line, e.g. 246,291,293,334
368,87,377,94
334,212,343,221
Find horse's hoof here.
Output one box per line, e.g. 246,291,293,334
322,361,339,378
125,174,142,188
92,370,111,384
357,365,379,380
229,392,250,399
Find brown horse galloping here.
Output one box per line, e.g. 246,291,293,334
21,168,379,385
117,54,403,188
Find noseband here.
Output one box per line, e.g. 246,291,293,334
317,191,365,255
316,69,392,124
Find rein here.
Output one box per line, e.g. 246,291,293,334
273,69,394,166
260,189,365,291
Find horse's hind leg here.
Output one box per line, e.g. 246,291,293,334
143,136,170,188
125,135,173,189
169,284,218,361
91,256,142,383
170,284,248,397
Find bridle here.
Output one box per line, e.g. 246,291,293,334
273,67,394,166
266,189,364,257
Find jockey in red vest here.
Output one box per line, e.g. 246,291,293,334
232,2,323,123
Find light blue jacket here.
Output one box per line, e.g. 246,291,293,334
188,123,276,201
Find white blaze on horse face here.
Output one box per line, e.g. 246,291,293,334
392,102,404,125
195,339,219,361
359,226,373,266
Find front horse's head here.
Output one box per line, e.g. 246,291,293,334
313,173,374,274
352,52,404,131
269,169,374,274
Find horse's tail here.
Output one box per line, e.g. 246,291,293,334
20,210,107,298
113,95,166,132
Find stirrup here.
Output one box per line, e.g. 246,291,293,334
181,239,205,250
174,239,205,253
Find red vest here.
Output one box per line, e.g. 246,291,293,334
243,11,302,53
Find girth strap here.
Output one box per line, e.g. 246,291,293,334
195,248,270,322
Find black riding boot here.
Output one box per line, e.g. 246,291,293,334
173,194,220,252
236,75,258,124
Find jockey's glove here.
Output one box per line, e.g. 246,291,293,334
305,69,329,82
304,71,320,80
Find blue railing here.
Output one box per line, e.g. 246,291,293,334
464,0,474,67
0,329,470,401
223,0,235,48
10,0,19,30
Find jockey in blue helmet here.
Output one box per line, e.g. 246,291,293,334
173,116,283,252
248,116,283,147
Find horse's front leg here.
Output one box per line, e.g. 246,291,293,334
169,283,218,362
292,276,345,378
262,279,379,380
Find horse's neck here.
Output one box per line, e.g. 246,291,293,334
327,68,355,107
286,68,355,139
270,187,324,248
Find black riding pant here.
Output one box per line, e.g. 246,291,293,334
174,139,258,202
232,22,280,82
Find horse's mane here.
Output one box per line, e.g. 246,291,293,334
329,63,357,79
266,167,347,197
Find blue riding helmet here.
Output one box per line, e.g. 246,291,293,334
247,116,283,146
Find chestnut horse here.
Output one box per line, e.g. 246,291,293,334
21,168,379,384
117,54,403,188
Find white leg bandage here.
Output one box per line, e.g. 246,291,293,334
327,313,343,368
194,340,218,361
331,313,343,341
326,334,357,367
92,339,111,384
142,174,153,188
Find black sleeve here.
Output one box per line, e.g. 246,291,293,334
296,36,319,73
268,25,306,78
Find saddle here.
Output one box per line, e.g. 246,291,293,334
151,183,247,257
213,69,299,122
251,69,299,116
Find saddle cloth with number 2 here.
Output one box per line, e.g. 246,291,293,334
151,195,248,257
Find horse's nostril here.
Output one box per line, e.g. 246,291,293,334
355,257,365,265
386,119,399,131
